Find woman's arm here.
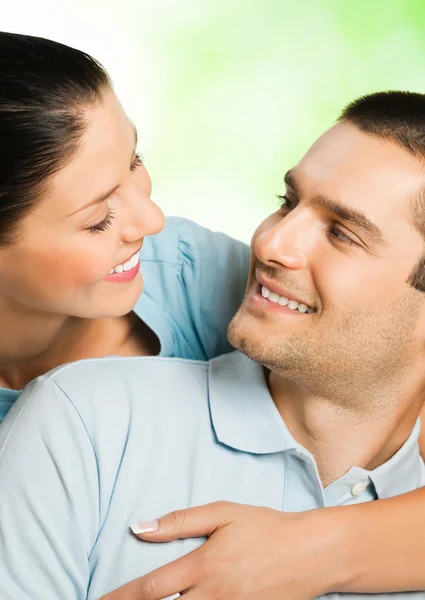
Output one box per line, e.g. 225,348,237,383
339,402,425,593
140,217,249,360
111,496,425,599
336,488,425,593
120,408,425,600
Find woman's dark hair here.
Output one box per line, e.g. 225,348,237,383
0,32,111,245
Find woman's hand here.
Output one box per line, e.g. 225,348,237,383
102,403,425,600
102,502,347,600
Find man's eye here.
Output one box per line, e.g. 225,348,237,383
276,194,296,210
328,225,358,247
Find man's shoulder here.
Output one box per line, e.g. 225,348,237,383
48,355,209,401
5,356,210,456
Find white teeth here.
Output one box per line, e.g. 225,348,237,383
109,251,140,275
287,300,299,310
260,286,315,313
130,253,139,268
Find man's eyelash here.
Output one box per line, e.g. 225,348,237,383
130,153,144,171
276,194,296,209
87,209,116,234
327,225,358,246
275,194,358,247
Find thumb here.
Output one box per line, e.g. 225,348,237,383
130,501,238,542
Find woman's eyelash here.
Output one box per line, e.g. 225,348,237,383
87,209,116,234
86,153,143,234
130,153,144,171
275,194,358,247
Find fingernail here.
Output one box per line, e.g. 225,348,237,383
130,520,159,534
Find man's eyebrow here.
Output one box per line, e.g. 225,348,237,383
68,122,139,217
284,170,299,194
314,195,388,244
283,169,387,245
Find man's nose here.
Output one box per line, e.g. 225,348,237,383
254,212,315,271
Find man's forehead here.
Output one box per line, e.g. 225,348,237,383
292,122,425,209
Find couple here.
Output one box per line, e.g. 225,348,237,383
0,32,425,600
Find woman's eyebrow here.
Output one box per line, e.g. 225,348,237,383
130,120,138,150
68,184,121,216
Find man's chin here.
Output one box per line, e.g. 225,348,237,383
227,316,301,377
228,319,270,364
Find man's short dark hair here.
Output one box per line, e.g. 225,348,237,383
339,91,425,292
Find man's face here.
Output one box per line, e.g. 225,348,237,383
228,122,425,396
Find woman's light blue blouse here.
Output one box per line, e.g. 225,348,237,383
0,217,249,424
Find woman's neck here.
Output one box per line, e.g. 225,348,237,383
0,307,157,390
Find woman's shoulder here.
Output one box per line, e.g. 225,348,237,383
142,216,249,267
136,217,250,360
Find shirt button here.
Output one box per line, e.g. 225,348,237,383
351,482,368,497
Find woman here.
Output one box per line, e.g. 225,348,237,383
0,30,424,599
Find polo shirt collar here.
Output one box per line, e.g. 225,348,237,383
208,351,299,454
366,418,423,499
208,351,423,499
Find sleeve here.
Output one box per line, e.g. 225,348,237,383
0,377,99,600
141,217,250,360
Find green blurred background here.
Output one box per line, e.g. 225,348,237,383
4,0,425,240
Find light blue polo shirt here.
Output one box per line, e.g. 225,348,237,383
0,217,250,423
0,351,424,599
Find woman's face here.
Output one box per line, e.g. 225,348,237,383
0,87,165,319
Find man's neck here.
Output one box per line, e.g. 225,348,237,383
268,370,425,487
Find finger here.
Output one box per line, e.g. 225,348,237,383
102,552,198,600
131,501,241,542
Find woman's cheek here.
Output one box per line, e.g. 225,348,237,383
52,249,112,288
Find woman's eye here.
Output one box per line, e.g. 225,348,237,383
130,153,144,172
87,210,116,234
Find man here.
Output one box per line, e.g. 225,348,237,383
1,91,425,600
